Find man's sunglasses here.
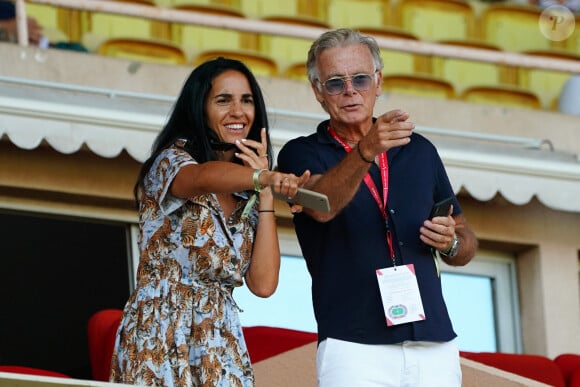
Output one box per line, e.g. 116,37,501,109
319,72,377,95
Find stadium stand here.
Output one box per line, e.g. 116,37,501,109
430,39,509,94
517,49,580,109
239,0,326,21
396,0,477,42
326,0,392,28
24,1,80,42
258,15,329,70
480,3,551,52
358,26,430,76
193,49,279,76
170,3,257,60
382,73,457,99
97,37,188,65
16,0,580,112
283,62,309,82
459,85,542,109
80,0,167,52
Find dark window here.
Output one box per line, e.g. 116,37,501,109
0,211,130,379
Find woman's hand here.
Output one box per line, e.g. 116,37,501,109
235,127,269,170
234,127,310,212
261,169,311,214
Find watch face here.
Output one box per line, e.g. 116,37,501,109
449,245,458,257
442,235,459,257
449,236,459,257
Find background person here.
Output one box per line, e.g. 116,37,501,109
558,75,580,115
277,28,478,387
0,0,44,45
110,57,309,387
512,0,580,12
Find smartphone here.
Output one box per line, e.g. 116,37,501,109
429,197,453,219
272,187,330,212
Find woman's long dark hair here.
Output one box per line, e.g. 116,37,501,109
134,57,272,204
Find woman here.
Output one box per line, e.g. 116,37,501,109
110,57,309,386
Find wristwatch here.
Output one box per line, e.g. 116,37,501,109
440,233,460,257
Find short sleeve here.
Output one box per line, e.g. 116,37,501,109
144,146,196,215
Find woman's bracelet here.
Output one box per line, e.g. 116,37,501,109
253,169,267,192
356,144,374,164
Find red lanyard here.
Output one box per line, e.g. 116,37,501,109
328,126,396,264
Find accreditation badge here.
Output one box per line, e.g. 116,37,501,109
376,264,426,326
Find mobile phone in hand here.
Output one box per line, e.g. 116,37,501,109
430,197,453,219
272,187,330,212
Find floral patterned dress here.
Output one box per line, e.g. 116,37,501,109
110,142,258,387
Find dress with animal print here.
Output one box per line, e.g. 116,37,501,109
110,143,258,387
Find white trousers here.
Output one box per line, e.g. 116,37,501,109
316,337,462,387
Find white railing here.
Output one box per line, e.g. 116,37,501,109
14,0,580,74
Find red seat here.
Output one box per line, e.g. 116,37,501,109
87,309,123,382
571,367,580,387
86,310,316,380
0,365,71,378
554,353,580,387
242,326,317,363
460,351,566,387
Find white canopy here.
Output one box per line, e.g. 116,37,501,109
1,76,579,213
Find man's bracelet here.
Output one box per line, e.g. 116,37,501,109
357,144,374,163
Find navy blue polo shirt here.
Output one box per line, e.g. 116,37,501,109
277,119,460,345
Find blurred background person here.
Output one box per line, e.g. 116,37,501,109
558,75,580,115
0,0,45,45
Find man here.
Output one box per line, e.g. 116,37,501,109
0,0,44,45
277,28,478,386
